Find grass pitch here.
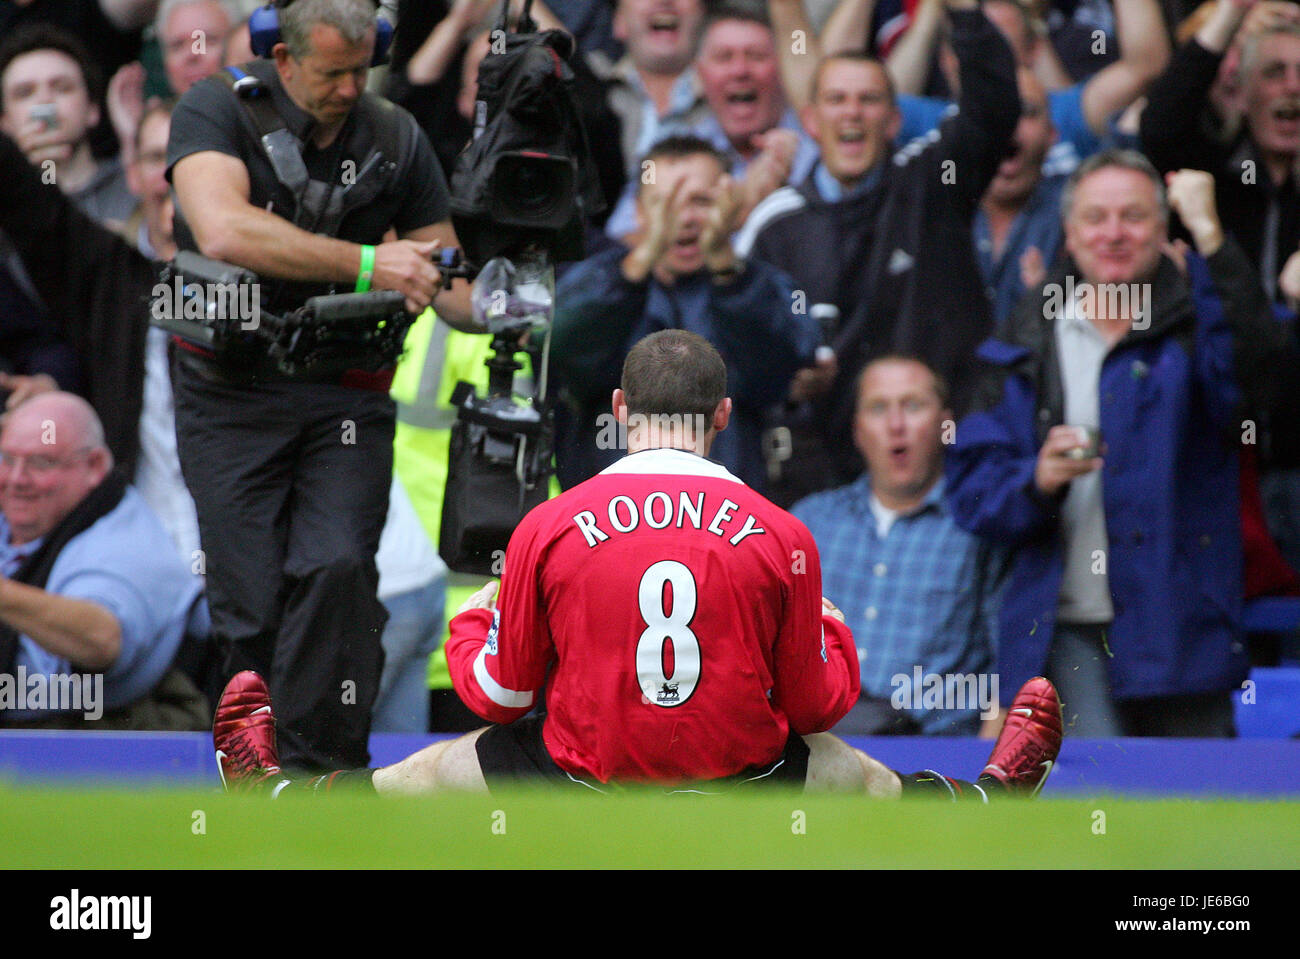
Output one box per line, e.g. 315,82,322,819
3,782,1296,869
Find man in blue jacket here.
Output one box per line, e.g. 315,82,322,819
947,149,1276,737
550,134,818,492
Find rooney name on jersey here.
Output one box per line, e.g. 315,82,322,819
570,491,767,548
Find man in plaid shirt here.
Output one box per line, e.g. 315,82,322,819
792,355,1004,735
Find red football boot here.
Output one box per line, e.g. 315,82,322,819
981,677,1063,797
213,671,282,792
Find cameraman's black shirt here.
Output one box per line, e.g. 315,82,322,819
166,60,450,314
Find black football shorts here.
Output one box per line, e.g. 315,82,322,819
475,714,810,793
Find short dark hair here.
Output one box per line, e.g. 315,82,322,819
701,2,772,37
856,354,950,409
637,134,729,195
0,24,104,113
641,134,729,171
810,52,895,106
621,330,727,420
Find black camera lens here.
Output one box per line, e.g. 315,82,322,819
488,152,574,227
512,164,559,215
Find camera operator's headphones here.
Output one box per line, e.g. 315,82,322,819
249,0,394,65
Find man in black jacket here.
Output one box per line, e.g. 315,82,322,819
0,97,204,555
735,0,1018,494
0,121,153,480
1141,0,1300,304
1141,0,1300,564
166,0,473,772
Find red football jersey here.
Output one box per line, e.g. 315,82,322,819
446,448,860,784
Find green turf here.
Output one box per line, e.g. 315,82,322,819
3,783,1297,868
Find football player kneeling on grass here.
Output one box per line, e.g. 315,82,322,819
214,331,1062,799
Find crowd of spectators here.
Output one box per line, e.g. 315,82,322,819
1,0,1297,740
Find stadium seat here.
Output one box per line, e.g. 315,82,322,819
1235,666,1300,738
1242,597,1300,634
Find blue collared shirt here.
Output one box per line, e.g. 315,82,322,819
791,476,1003,733
627,67,705,165
0,537,40,578
811,160,884,203
1,486,204,719
692,107,821,187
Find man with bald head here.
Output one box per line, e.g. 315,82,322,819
0,392,205,727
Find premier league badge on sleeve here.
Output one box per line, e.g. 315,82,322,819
486,609,500,655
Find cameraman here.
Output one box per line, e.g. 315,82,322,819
166,0,471,771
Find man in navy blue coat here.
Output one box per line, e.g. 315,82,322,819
550,135,818,493
947,149,1276,737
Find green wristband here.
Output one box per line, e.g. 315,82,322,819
355,244,375,293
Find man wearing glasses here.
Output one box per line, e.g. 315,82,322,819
0,391,204,727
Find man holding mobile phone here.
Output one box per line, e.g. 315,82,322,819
948,151,1279,738
0,23,135,226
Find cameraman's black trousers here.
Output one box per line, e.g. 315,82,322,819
172,355,393,771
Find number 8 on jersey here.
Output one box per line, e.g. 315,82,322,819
636,560,701,707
